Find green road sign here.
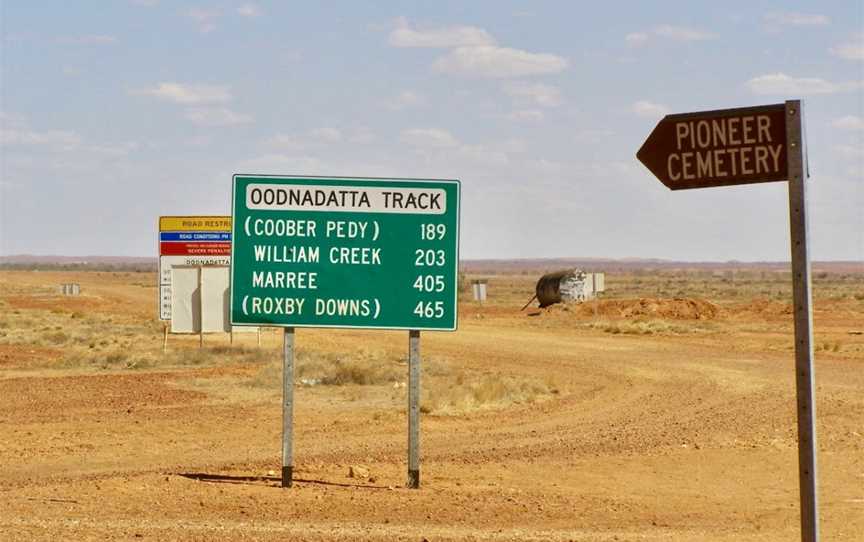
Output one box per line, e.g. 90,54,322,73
230,175,460,331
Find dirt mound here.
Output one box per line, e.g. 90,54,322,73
562,297,720,320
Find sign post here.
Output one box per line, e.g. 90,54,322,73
408,329,421,488
637,100,818,541
282,327,295,488
785,100,818,542
230,175,460,489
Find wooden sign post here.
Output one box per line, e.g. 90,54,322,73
638,100,818,542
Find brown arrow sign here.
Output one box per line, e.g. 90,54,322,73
637,103,788,190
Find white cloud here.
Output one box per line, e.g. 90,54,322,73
348,127,375,144
830,35,864,60
506,109,545,122
389,18,567,80
653,25,716,41
311,127,342,143
237,154,326,175
237,3,262,17
400,128,459,148
0,113,136,156
504,82,563,107
389,18,495,48
631,100,670,118
85,142,140,156
133,83,232,104
131,0,159,6
499,138,528,153
184,107,252,126
458,144,509,166
389,90,426,110
186,8,220,33
832,116,864,130
1,127,81,148
396,126,514,166
745,73,862,95
834,144,863,159
764,12,830,26
185,135,212,148
433,46,568,78
264,127,366,149
263,134,306,152
626,25,716,45
574,129,615,142
58,35,116,45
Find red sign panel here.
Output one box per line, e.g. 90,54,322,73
159,242,232,256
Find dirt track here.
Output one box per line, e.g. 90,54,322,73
0,270,862,541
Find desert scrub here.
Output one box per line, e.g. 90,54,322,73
170,345,274,366
41,330,70,345
60,349,159,370
582,318,711,335
246,348,402,389
815,341,842,353
422,373,557,415
54,345,274,371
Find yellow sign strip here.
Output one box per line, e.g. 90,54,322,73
159,216,232,232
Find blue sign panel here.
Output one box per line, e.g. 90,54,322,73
160,232,232,242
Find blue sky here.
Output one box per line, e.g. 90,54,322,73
1,1,862,261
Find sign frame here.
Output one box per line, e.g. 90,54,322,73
157,215,232,321
636,102,788,190
229,174,461,332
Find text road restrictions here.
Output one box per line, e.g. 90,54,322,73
230,176,460,330
158,216,232,320
637,103,787,190
637,100,818,542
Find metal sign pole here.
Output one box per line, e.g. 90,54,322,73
282,327,295,488
785,99,819,542
198,267,204,348
408,329,421,489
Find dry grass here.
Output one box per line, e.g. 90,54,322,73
59,349,161,370
171,345,273,366
241,347,559,416
422,372,558,415
580,318,716,336
815,341,843,353
2,269,862,417
55,345,275,371
246,347,403,389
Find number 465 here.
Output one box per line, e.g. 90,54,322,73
414,301,444,318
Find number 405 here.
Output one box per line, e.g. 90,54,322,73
413,275,445,292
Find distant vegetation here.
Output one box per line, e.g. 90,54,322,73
0,255,156,272
0,262,156,272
